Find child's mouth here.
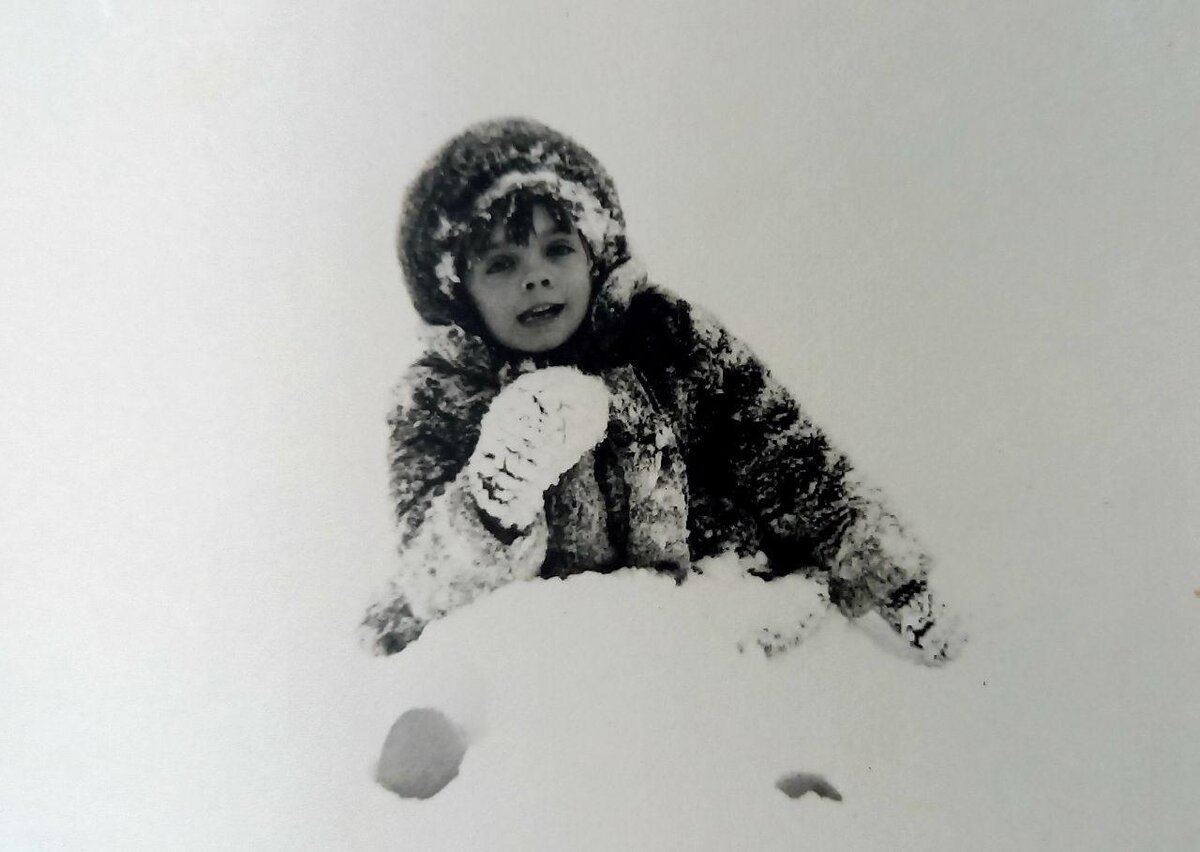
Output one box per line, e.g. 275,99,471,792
517,303,565,325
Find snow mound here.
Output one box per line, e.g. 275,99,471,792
343,545,1198,850
349,554,964,850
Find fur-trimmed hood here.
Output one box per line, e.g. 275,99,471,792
398,118,630,330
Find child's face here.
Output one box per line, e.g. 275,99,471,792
464,205,591,353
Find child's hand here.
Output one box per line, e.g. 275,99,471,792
468,367,610,533
880,583,967,667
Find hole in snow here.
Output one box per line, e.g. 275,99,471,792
776,772,842,802
376,707,467,800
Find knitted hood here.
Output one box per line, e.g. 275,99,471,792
398,118,630,329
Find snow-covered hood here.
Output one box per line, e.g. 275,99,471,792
398,118,630,329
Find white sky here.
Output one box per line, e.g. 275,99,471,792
3,2,1198,847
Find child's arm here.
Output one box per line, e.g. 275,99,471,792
685,304,964,664
361,469,550,654
360,362,607,655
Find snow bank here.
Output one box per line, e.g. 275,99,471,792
336,544,1198,850
340,559,963,849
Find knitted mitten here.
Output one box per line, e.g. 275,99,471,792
880,580,966,666
468,367,610,532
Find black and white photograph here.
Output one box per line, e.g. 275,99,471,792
3,2,1198,849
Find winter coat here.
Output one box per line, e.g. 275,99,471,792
361,257,932,654
360,118,931,655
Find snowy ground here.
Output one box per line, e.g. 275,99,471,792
337,543,1200,851
6,506,1198,849
4,2,1199,849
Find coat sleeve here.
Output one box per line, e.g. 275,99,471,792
683,303,931,618
359,356,549,655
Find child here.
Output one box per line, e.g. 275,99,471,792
361,118,965,665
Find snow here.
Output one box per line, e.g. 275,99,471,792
472,170,615,253
339,547,1199,850
3,2,1199,849
433,167,616,296
467,367,610,532
433,252,460,297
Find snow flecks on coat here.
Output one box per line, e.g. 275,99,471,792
602,364,691,573
363,468,549,628
824,476,932,617
542,449,618,578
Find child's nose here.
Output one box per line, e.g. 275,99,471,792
522,277,552,291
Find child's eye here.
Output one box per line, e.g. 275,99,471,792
484,255,515,275
546,241,575,258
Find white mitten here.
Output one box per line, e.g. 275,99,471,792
468,367,610,532
881,583,966,667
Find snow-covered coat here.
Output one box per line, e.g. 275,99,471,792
361,118,932,655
